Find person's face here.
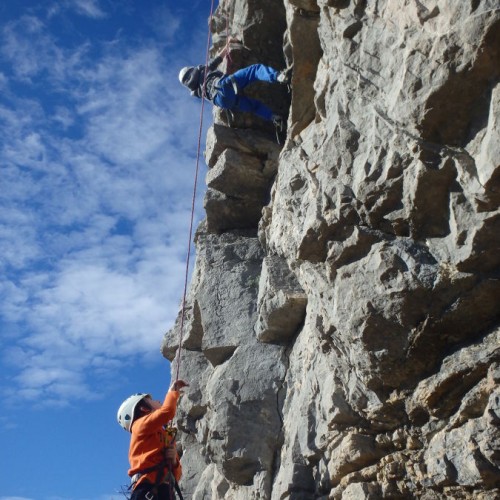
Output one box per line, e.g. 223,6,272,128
145,397,161,410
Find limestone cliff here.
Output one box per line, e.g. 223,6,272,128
162,0,500,498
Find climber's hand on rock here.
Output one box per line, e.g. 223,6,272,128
171,379,189,392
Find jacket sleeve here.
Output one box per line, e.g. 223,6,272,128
134,390,180,436
207,55,223,71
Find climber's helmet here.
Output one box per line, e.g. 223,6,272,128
117,393,151,432
179,66,192,86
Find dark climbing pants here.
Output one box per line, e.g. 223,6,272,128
130,482,174,500
213,64,280,121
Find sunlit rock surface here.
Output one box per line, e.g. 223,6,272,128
162,0,500,498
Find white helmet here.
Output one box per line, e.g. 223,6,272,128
117,393,150,432
178,67,191,85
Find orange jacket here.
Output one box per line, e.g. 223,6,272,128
128,390,182,488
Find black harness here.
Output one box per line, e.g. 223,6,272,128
130,461,184,500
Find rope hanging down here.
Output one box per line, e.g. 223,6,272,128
174,0,217,383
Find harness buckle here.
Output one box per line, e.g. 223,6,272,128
145,492,155,500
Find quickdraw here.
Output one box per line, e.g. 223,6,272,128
164,425,178,448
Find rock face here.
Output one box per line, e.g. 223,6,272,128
162,0,500,498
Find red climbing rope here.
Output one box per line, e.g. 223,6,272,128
174,0,217,383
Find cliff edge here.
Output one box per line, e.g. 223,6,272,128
163,0,500,498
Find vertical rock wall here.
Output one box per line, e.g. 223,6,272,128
162,0,500,498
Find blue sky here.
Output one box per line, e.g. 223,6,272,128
0,1,213,498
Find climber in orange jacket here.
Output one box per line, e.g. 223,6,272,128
117,380,189,500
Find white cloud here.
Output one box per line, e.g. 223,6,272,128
72,0,107,19
51,106,76,129
0,497,35,500
1,16,89,86
145,5,182,46
0,6,206,406
79,50,177,163
1,16,46,80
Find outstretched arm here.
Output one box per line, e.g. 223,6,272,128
207,54,223,71
135,380,189,434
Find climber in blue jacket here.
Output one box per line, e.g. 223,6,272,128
178,53,290,128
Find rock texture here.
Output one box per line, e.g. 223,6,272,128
162,0,500,498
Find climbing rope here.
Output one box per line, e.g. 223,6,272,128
174,0,217,383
